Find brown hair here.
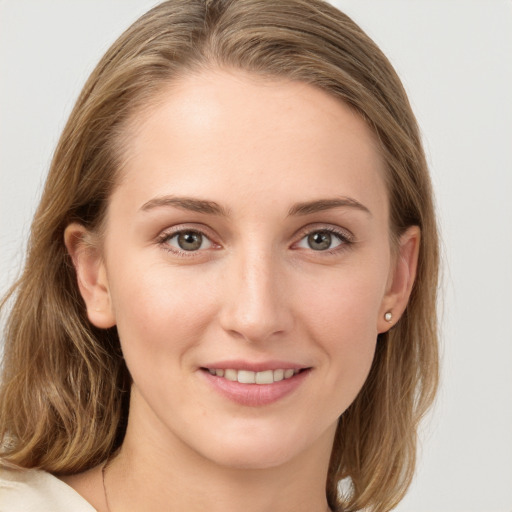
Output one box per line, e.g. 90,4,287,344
0,1,439,510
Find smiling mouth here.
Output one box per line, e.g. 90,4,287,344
201,368,306,385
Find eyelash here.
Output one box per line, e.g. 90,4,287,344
156,225,354,258
293,226,354,255
156,226,218,259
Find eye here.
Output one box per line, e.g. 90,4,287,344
296,229,346,251
164,230,213,252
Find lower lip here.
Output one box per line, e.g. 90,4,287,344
201,369,311,406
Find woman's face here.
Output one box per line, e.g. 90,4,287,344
72,69,414,470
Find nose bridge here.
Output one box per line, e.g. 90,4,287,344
220,242,291,342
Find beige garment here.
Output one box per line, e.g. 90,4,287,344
0,467,96,512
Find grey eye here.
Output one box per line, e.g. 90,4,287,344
296,230,343,251
167,231,212,251
308,232,332,250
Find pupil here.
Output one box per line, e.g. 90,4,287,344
178,231,202,251
308,231,331,251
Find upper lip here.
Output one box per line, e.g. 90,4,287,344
200,360,311,372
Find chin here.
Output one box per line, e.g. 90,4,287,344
187,419,334,471
202,441,300,470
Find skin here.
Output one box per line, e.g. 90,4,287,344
63,69,419,512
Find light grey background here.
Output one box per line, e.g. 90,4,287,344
1,1,511,510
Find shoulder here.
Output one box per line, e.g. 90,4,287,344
0,466,96,512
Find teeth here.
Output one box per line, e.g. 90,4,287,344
224,369,237,381
238,370,256,384
255,370,273,384
273,369,284,382
284,369,295,379
207,368,301,384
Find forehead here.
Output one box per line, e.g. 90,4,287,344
113,68,388,220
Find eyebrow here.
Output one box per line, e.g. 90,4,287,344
140,196,230,216
139,195,371,217
288,197,372,217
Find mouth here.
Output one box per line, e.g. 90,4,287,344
201,367,306,385
200,365,311,406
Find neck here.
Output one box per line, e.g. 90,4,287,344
106,393,335,512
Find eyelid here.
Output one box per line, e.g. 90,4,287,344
166,231,213,251
291,224,355,251
156,224,221,257
295,223,354,241
155,222,355,258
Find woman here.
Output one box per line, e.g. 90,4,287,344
0,1,439,511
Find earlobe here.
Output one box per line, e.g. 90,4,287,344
377,226,420,333
64,223,116,329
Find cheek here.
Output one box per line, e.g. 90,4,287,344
108,260,217,369
297,267,385,402
300,265,385,339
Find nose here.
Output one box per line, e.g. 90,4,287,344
218,247,294,343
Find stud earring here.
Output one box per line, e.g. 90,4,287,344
384,311,393,322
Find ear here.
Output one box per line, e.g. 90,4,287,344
64,223,116,329
377,226,420,333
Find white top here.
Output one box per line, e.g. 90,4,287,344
0,467,96,512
